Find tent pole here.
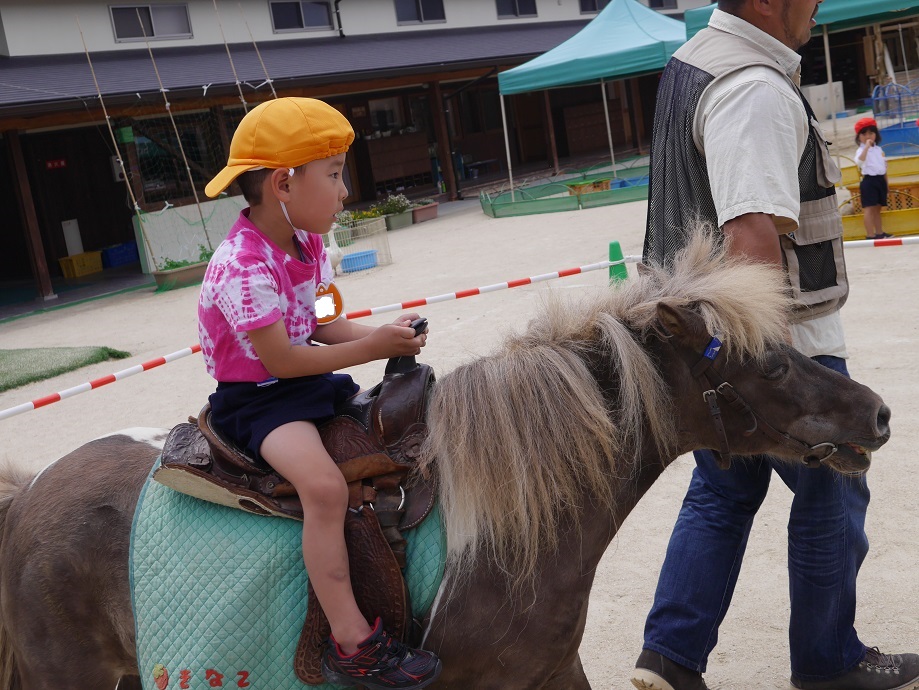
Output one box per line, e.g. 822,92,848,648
823,26,838,142
600,79,617,178
500,93,515,202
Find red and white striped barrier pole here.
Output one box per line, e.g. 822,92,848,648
844,236,919,249
345,257,641,318
0,257,641,421
0,345,201,421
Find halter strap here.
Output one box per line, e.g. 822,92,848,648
689,335,838,470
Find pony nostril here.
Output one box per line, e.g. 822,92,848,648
876,404,891,435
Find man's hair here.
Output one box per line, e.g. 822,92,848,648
717,0,746,13
236,168,272,205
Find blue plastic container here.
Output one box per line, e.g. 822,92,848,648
340,250,378,273
101,241,139,268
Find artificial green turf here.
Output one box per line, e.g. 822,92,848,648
0,347,131,393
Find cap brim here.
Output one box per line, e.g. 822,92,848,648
205,163,259,198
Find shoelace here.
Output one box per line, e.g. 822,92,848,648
863,647,900,671
377,633,413,667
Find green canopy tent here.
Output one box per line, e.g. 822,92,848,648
685,1,919,134
685,0,919,39
496,0,685,195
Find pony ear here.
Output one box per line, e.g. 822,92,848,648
636,262,653,277
655,301,709,348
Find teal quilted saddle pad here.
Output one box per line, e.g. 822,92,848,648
130,459,445,690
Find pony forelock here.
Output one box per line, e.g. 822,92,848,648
420,228,791,588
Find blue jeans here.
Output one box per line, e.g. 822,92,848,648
643,355,870,681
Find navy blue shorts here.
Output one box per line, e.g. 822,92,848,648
860,174,888,208
208,373,359,463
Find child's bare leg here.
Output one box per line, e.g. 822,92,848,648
863,206,878,236
261,421,372,653
870,206,885,236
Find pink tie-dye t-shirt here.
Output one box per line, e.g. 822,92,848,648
198,209,335,382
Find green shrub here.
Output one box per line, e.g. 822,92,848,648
372,193,412,215
159,244,214,271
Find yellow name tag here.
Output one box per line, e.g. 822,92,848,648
316,283,344,324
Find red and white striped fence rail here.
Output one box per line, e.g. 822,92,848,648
0,256,641,421
843,235,919,249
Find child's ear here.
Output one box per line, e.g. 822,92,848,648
266,167,292,202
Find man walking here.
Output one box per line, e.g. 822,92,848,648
634,1,919,689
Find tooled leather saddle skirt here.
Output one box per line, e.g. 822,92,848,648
154,358,436,685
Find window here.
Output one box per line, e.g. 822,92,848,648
579,0,610,12
647,0,678,8
497,0,537,18
394,0,445,24
111,4,191,41
270,1,333,31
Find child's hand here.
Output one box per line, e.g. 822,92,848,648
364,323,426,360
391,313,428,334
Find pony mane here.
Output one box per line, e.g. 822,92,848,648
420,229,791,585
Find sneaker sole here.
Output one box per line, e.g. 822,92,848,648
322,659,443,690
789,679,919,690
632,669,677,690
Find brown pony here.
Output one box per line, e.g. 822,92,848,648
0,233,890,690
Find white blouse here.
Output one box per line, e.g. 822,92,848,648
856,144,887,176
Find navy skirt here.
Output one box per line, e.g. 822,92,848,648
860,174,888,208
209,373,359,463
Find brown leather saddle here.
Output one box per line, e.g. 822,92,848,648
154,357,436,685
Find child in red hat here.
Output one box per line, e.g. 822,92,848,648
854,117,892,239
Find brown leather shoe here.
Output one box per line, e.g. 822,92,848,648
632,649,710,690
790,648,919,690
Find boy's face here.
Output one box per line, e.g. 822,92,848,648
284,153,348,234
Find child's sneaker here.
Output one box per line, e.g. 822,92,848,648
321,617,442,689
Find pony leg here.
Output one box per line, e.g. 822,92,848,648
544,654,592,690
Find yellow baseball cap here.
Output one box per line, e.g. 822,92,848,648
205,97,355,198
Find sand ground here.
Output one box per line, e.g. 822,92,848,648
0,196,916,689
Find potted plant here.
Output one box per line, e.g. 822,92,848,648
153,245,213,291
338,208,386,238
411,198,439,223
372,193,413,231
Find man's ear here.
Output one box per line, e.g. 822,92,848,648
266,167,292,202
748,0,777,19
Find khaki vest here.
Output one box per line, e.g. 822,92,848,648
644,26,847,323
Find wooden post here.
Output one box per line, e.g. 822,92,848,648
430,81,458,200
7,130,55,301
543,90,559,175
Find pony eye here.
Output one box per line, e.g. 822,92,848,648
764,362,789,381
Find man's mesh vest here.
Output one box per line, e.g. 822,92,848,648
643,27,848,323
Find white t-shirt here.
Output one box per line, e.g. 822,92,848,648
856,143,887,176
696,10,847,359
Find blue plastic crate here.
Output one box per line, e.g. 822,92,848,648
102,241,139,268
340,250,378,273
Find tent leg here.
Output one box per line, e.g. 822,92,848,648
601,79,617,178
500,93,515,202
